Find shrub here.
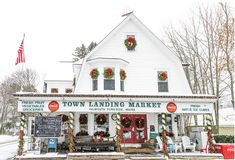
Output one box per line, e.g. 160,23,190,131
213,135,234,143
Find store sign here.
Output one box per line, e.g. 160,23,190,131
166,102,177,113
18,100,213,114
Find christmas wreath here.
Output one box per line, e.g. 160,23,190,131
120,69,127,80
121,117,132,128
158,71,168,81
135,117,145,128
124,37,137,50
90,68,99,79
96,114,107,125
104,68,114,79
79,114,88,124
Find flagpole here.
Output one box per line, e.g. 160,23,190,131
20,33,25,92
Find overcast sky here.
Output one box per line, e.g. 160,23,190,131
0,0,233,90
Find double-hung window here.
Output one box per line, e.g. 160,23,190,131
104,68,115,90
158,71,168,92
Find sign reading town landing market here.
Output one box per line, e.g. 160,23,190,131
18,100,213,114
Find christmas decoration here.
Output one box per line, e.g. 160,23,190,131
76,130,88,136
206,115,216,153
94,131,110,137
96,114,107,125
135,117,145,128
90,68,99,79
158,71,168,81
69,112,75,153
115,113,122,152
159,132,174,137
124,37,137,50
104,68,114,79
79,114,88,124
120,69,127,80
161,113,169,157
121,117,132,128
18,113,26,156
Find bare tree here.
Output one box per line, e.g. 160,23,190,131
164,3,234,132
0,68,38,134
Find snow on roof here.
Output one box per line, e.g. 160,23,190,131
219,107,235,126
44,61,73,81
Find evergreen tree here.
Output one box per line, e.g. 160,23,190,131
73,42,97,61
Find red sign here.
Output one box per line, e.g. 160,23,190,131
166,102,177,113
48,101,59,112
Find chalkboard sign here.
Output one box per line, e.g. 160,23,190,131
35,116,61,137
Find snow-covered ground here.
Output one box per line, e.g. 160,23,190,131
0,135,19,160
0,135,18,144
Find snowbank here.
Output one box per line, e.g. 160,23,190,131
0,135,18,144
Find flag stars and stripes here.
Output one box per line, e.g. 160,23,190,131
15,35,25,65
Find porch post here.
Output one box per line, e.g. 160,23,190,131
161,113,168,157
115,113,122,152
69,112,75,153
18,113,26,156
206,114,216,153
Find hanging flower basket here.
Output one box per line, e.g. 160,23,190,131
79,114,88,124
124,37,137,50
158,71,168,81
121,117,132,128
90,68,99,79
104,68,114,79
96,114,107,125
120,69,127,80
135,117,145,128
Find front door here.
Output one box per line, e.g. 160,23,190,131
121,114,147,143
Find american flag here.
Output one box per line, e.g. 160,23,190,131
15,35,25,65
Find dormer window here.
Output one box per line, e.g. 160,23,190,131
124,35,137,51
104,68,115,90
158,71,168,92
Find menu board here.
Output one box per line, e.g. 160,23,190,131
35,116,61,137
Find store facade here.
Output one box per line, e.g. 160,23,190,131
15,13,217,155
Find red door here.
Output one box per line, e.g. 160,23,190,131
121,114,147,143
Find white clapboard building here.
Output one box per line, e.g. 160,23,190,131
15,13,217,150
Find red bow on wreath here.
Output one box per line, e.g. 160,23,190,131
128,37,134,46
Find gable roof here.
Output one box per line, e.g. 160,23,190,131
75,13,181,89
